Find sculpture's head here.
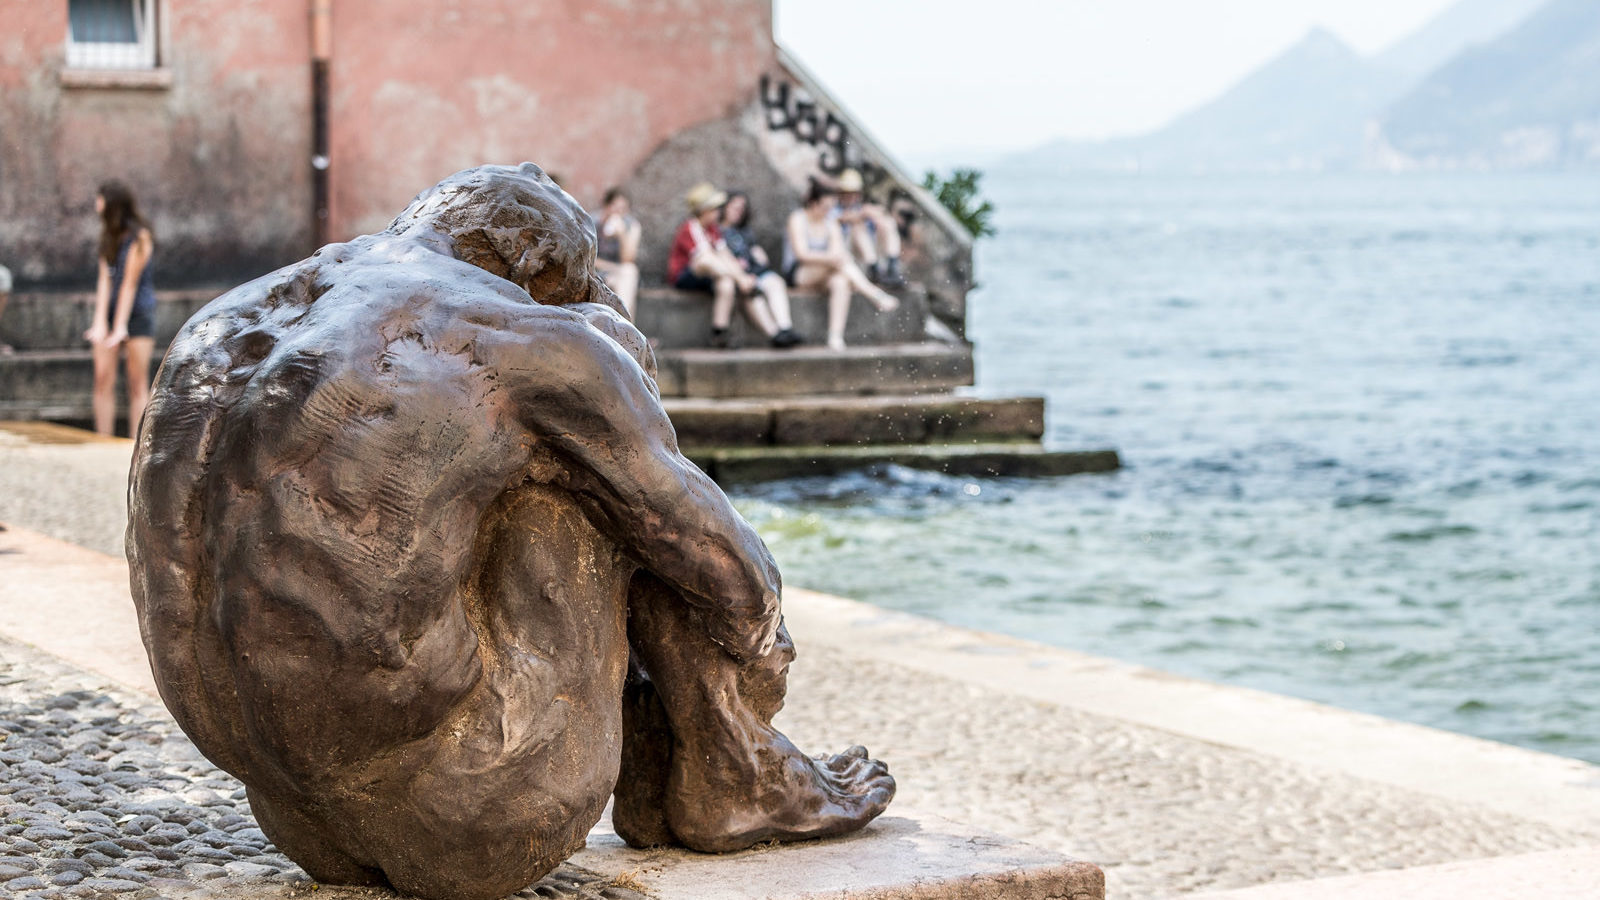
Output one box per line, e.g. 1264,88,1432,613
388,162,605,309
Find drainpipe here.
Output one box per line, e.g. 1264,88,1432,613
310,0,332,248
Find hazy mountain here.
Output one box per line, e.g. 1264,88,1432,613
1008,28,1403,173
1374,0,1600,168
1137,28,1402,171
1375,0,1547,78
1004,0,1561,173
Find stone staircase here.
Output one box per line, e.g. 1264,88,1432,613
0,284,1117,481
633,285,1116,480
635,284,937,351
0,288,214,423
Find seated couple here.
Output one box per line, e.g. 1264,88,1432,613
670,182,900,351
668,183,801,349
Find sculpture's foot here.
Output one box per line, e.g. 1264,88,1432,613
665,734,894,853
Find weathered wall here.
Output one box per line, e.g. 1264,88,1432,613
0,1,313,287
326,0,777,238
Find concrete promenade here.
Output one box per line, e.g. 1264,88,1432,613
3,421,1599,898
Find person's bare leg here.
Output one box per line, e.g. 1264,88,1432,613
742,294,780,338
596,260,640,319
124,336,155,436
841,261,898,313
691,256,740,333
90,340,119,435
870,209,902,259
791,262,850,350
710,275,737,331
613,573,893,852
757,272,794,331
614,263,640,319
848,226,878,269
826,272,852,350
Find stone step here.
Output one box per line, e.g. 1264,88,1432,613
654,343,974,398
0,288,219,351
685,442,1121,483
0,345,977,419
633,284,931,350
663,394,1045,447
0,349,162,422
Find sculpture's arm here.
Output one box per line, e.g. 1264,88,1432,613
479,308,781,660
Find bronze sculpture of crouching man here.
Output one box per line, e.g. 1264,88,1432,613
127,163,893,900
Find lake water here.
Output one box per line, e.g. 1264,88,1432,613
729,171,1600,765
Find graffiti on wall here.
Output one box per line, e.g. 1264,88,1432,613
758,73,916,219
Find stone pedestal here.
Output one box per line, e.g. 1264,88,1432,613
562,810,1104,900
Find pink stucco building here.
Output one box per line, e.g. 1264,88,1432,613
1,0,970,325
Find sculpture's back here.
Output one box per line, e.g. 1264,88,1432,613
127,164,893,900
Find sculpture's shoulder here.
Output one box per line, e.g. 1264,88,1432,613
155,235,650,406
170,237,546,351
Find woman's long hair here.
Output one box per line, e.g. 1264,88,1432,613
98,181,151,264
723,191,752,230
803,178,837,210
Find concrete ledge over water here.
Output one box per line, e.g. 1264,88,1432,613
687,443,1121,482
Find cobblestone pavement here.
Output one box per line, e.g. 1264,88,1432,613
0,641,299,897
0,638,644,900
778,646,1593,898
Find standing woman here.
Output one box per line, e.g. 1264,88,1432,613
86,181,157,436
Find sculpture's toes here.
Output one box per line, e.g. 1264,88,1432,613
813,747,895,822
668,740,895,853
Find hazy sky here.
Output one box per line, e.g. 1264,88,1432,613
774,0,1461,164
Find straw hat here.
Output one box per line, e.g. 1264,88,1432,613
835,168,864,193
684,182,728,214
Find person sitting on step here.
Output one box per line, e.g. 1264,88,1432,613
784,179,898,351
592,187,641,318
721,191,801,348
833,168,905,288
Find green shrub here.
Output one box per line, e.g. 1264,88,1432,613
921,168,995,238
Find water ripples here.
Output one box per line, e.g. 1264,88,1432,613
731,173,1600,765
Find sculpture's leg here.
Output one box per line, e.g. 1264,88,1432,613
612,657,677,848
612,574,894,852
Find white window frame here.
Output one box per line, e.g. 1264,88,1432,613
66,0,158,70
